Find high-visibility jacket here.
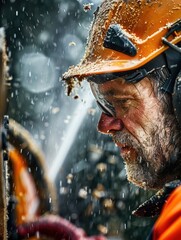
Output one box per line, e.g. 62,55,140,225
133,181,181,240
152,185,181,240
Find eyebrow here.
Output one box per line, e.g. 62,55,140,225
100,87,134,98
100,88,115,96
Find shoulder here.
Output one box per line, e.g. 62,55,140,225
153,185,181,240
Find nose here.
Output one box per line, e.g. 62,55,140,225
98,112,124,134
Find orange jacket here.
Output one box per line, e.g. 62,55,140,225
153,185,181,240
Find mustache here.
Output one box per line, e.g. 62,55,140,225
112,131,139,149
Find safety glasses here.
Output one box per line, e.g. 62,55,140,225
88,65,152,117
90,81,116,117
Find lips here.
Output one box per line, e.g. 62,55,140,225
115,141,126,148
115,141,133,156
115,142,129,150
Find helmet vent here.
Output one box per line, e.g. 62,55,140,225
103,24,137,57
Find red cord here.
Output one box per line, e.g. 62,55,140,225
17,215,106,240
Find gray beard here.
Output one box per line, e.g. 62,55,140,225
113,115,181,190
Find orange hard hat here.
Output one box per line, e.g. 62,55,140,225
63,0,181,83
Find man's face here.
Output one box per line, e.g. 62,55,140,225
90,77,180,189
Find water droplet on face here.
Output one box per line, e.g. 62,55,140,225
137,155,142,163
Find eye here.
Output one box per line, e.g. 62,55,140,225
117,99,130,108
114,98,132,114
119,99,129,104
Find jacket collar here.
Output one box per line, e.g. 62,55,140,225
132,180,181,217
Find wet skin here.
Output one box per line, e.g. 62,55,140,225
90,77,180,189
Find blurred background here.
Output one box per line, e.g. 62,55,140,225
0,1,155,239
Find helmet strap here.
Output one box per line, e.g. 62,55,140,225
160,44,181,93
162,19,181,54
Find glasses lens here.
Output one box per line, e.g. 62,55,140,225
96,101,114,117
90,82,115,117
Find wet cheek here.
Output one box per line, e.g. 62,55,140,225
123,108,146,135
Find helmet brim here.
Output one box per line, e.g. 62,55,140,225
63,37,180,81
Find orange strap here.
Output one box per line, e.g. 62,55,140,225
153,185,181,240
